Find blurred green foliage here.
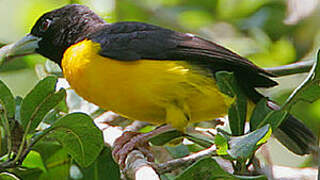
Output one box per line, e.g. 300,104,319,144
0,0,319,176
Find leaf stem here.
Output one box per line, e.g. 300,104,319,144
12,122,30,164
17,127,55,162
9,110,51,166
0,126,55,169
14,89,58,163
45,158,70,169
30,127,54,147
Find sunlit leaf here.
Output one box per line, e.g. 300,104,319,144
215,133,229,156
14,143,71,180
34,142,71,180
22,150,46,172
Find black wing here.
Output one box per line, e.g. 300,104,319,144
89,22,278,101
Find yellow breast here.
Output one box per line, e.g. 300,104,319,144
61,39,233,130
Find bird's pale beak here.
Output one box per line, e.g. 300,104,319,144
0,34,41,65
8,34,41,57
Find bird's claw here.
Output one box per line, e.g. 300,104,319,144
112,131,154,168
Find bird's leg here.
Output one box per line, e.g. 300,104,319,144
112,124,174,168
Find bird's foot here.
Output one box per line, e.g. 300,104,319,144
112,131,154,168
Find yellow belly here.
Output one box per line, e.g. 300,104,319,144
61,39,234,130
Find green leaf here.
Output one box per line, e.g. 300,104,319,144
175,157,234,180
215,133,229,156
22,150,46,172
216,71,247,135
186,143,205,153
176,157,268,180
49,113,104,167
38,143,70,180
14,143,71,180
166,144,190,159
79,147,120,180
20,76,66,133
185,133,214,148
149,130,183,146
228,98,247,136
0,80,15,118
161,174,175,180
250,99,288,131
13,168,42,180
283,50,320,110
32,141,65,164
216,71,236,97
228,124,272,160
0,172,20,180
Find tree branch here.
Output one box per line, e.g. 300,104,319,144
153,144,217,174
264,60,313,77
124,150,160,180
94,113,160,180
95,112,221,179
0,44,14,65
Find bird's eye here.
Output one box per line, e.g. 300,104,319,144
39,19,52,32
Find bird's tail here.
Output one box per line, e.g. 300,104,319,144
274,115,317,155
267,101,318,155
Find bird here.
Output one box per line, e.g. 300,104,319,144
7,4,316,166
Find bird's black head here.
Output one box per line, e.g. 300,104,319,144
9,4,106,64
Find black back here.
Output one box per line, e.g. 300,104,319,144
89,22,278,102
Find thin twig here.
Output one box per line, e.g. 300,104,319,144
153,144,217,174
0,124,54,170
264,60,314,77
19,127,55,161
